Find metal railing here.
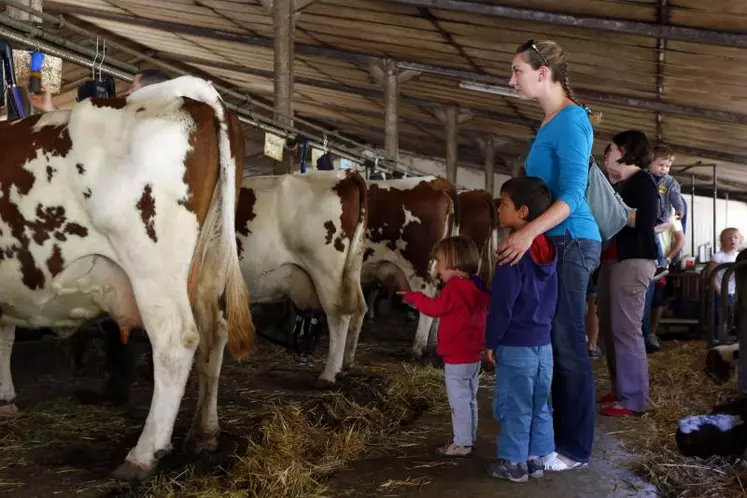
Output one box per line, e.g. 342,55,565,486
700,260,747,346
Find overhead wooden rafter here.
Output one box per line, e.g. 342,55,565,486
40,3,747,126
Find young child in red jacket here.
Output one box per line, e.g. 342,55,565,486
399,235,491,457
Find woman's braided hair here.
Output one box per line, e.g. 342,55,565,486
517,40,602,126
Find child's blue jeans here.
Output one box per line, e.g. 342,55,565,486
494,344,555,462
653,234,667,267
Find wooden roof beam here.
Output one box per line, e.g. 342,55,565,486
42,3,747,125
169,53,747,166
388,0,747,49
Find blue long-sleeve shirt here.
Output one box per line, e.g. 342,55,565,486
525,105,601,242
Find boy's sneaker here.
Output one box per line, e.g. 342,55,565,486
527,458,544,479
436,442,472,457
485,459,529,483
588,346,603,359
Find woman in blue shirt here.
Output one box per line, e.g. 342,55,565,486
496,39,602,472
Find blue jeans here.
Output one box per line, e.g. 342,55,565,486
548,234,601,463
494,345,554,462
653,234,666,267
444,362,480,446
641,282,655,343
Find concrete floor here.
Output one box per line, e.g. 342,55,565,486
331,371,659,498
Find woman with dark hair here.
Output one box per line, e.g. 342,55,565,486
496,39,601,472
596,130,659,418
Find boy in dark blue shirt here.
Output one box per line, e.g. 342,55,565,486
485,177,558,483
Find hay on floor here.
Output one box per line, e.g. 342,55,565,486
145,363,447,498
617,341,747,498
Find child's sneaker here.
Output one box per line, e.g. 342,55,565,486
436,442,472,457
485,459,529,483
527,457,544,478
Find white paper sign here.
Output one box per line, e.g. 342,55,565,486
310,146,324,169
264,133,285,161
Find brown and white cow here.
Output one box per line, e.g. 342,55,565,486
457,189,508,287
361,176,458,357
236,170,368,384
0,76,254,481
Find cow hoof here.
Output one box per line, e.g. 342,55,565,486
111,460,153,482
0,403,18,415
314,377,337,389
184,433,219,454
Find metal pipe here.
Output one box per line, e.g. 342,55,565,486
717,261,747,342
0,13,138,73
691,173,696,257
713,164,718,256
0,0,375,155
701,262,734,345
0,25,133,80
0,24,423,176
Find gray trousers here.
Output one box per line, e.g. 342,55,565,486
597,259,656,412
444,362,481,446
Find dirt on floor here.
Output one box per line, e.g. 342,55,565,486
0,304,730,498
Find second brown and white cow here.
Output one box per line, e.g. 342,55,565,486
236,170,368,384
458,189,507,287
361,176,458,357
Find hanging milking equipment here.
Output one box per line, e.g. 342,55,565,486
0,37,26,119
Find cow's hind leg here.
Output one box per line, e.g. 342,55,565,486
317,312,351,387
343,285,368,370
185,296,227,454
112,293,199,481
0,325,17,414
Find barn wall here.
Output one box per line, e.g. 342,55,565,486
684,195,747,260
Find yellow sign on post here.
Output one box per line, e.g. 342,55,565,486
264,133,285,161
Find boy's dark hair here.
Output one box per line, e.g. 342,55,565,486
431,235,480,276
611,129,653,169
500,176,552,222
137,69,171,86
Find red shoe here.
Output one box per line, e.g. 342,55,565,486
600,405,639,417
598,392,619,404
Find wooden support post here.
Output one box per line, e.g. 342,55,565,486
476,135,501,195
271,0,294,174
370,59,420,162
511,161,523,178
434,106,472,184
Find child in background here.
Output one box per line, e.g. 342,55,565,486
649,146,685,277
485,177,558,483
708,228,743,338
399,236,491,457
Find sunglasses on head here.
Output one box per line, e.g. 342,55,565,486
519,39,549,67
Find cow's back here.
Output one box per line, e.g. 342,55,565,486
236,170,367,312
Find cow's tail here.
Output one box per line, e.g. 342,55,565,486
429,176,460,237
447,182,461,237
481,196,499,289
188,97,254,360
339,171,369,316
